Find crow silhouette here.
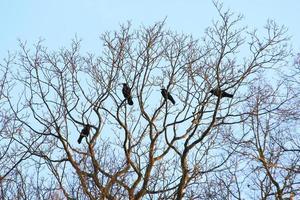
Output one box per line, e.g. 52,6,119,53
210,88,233,98
122,83,133,105
78,124,91,144
161,88,175,104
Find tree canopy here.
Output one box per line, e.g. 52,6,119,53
0,3,299,200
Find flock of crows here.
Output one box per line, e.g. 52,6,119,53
77,83,233,144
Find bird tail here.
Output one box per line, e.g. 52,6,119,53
77,135,83,144
170,98,175,105
127,97,133,105
224,93,233,98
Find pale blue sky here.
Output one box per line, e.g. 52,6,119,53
1,0,299,57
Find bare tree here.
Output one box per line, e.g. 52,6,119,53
0,2,298,200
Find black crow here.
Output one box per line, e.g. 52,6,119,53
78,124,91,144
122,83,133,105
210,88,233,98
161,88,175,104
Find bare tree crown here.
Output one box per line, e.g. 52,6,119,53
0,3,299,200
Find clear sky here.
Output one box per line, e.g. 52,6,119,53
1,0,299,58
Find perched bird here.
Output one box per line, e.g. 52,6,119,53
77,124,91,144
161,88,175,105
210,88,233,98
122,83,133,105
